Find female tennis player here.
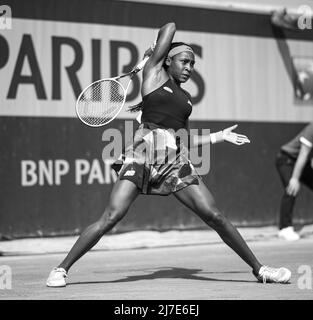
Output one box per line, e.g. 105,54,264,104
47,22,291,287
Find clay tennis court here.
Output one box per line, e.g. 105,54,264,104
1,235,312,300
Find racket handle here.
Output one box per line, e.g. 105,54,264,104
133,56,149,72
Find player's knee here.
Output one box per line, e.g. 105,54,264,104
96,202,128,234
203,208,226,228
104,205,125,227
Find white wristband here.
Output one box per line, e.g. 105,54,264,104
210,133,217,144
210,131,224,144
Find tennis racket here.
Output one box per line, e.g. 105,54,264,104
76,56,149,127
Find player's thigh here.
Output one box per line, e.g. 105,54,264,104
173,179,218,217
107,179,140,214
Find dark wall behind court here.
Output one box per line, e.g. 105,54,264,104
1,118,313,239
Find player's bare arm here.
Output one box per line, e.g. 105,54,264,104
142,22,176,97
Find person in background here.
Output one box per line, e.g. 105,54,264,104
276,122,313,241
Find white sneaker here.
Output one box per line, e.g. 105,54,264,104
278,227,300,241
46,267,67,287
255,265,291,284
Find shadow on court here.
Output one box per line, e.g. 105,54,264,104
67,267,255,286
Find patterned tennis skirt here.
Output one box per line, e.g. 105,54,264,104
111,122,200,195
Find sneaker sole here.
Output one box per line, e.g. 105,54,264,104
46,281,66,287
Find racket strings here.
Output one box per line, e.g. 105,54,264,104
76,80,126,126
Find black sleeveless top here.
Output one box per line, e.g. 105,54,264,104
141,79,193,131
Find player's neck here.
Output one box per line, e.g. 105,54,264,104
168,74,181,87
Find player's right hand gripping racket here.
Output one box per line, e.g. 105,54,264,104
76,56,149,127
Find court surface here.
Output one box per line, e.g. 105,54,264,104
1,236,313,300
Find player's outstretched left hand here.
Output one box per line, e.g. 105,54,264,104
223,124,251,145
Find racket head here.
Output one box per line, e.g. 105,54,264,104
75,78,127,127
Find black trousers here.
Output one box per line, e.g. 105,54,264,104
275,151,313,229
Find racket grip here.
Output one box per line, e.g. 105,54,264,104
134,56,149,72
